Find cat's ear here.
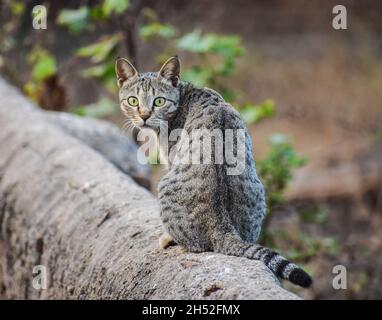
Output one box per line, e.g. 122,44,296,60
158,56,180,87
115,58,137,88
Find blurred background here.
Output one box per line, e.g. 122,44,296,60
0,0,381,299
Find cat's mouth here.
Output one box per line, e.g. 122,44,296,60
136,120,158,132
138,121,151,128
134,118,148,127
133,117,162,132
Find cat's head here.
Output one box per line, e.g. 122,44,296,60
115,56,181,130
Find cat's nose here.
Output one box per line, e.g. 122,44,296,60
140,113,150,121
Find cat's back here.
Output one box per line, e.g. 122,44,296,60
182,86,266,242
185,86,245,131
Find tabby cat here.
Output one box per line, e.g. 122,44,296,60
115,56,312,288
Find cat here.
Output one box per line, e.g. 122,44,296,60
115,56,312,288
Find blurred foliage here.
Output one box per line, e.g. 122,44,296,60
139,9,245,104
240,99,275,124
256,134,339,264
10,1,25,17
31,54,56,82
23,47,58,102
298,204,329,225
102,0,130,16
56,0,129,34
54,4,274,125
57,7,91,34
176,30,243,88
139,9,176,41
56,1,130,110
258,134,308,212
76,34,122,93
0,1,26,74
274,230,339,264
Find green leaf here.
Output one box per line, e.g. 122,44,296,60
32,55,57,82
23,81,38,101
102,0,129,16
139,23,176,40
176,30,244,57
90,4,108,21
175,30,244,86
239,99,275,124
57,7,90,34
175,30,214,53
80,62,117,94
217,56,236,76
209,34,244,58
76,34,121,63
81,62,115,80
258,133,308,212
72,97,117,118
182,66,211,87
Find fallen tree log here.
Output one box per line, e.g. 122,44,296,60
0,78,299,299
45,111,152,190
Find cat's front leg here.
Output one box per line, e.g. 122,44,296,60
159,232,177,249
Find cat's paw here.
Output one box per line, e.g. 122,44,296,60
159,233,176,249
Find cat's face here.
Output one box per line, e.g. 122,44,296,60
115,57,181,131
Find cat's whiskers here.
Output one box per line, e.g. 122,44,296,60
121,118,137,135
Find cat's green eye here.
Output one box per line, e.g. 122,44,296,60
127,96,139,107
153,97,166,107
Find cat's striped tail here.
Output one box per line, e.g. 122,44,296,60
215,234,312,288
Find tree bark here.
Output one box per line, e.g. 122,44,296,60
0,78,299,299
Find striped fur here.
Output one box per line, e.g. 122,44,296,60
215,233,312,287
